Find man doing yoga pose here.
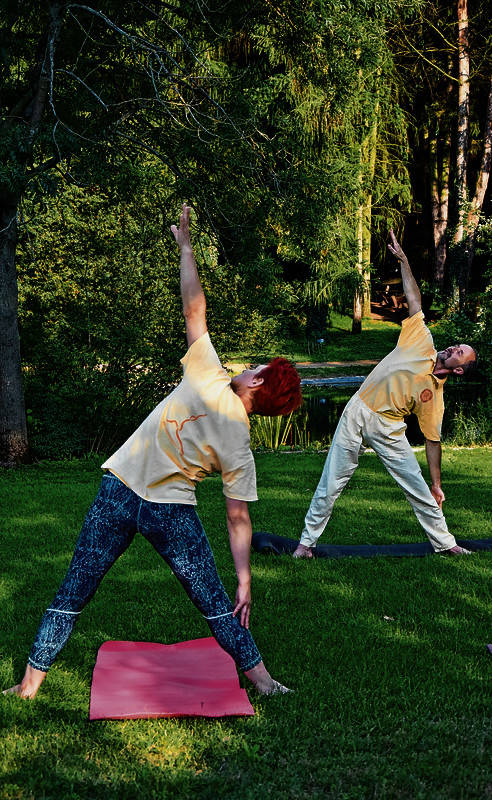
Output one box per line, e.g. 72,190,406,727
294,230,477,559
6,204,302,698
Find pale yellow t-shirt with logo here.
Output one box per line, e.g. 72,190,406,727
357,311,446,441
101,333,257,504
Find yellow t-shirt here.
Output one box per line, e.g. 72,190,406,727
101,333,257,504
357,311,446,441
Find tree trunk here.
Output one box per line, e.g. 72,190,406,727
429,119,451,291
454,0,470,248
461,73,492,301
352,67,379,334
468,75,492,226
352,291,362,335
362,201,372,317
449,0,470,309
0,2,65,465
352,203,364,335
0,195,28,464
352,199,372,335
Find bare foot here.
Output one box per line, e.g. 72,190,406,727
3,665,47,699
244,661,292,695
255,679,292,696
442,545,472,555
293,543,313,559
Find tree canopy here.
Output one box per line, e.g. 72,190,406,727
1,0,491,461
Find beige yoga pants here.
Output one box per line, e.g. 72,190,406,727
300,394,457,553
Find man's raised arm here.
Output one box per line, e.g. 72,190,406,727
387,229,422,318
170,203,207,347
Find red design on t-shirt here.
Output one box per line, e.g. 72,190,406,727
166,415,207,455
420,389,433,403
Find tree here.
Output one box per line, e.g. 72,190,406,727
350,40,412,334
244,2,415,334
2,0,448,466
17,167,291,458
0,0,267,463
452,0,492,308
396,0,492,304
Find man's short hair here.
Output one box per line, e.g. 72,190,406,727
460,346,479,376
251,358,302,416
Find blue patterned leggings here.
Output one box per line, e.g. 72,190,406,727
28,473,262,673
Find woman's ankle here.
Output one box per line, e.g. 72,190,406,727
244,660,271,688
243,661,292,695
18,665,47,698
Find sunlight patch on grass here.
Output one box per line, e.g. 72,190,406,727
2,454,492,799
4,513,62,526
118,723,198,770
318,580,358,600
0,579,17,601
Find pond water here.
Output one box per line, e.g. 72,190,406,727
302,381,485,447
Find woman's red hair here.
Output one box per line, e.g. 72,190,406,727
252,358,302,416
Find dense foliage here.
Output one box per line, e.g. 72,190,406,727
1,0,492,459
16,173,294,457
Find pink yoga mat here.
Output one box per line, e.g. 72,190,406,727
89,637,254,720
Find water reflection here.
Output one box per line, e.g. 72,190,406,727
303,382,484,447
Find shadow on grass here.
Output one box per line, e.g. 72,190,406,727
2,455,492,799
250,449,492,543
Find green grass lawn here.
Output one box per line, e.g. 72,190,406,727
226,312,463,373
2,452,492,800
226,314,406,366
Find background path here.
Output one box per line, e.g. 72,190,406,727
225,359,379,371
225,359,379,386
295,360,378,369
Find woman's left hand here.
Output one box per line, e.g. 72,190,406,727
233,584,252,628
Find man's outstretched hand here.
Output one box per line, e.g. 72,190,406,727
387,228,407,263
387,227,422,317
170,203,192,249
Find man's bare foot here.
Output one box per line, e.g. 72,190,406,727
3,665,46,699
442,545,472,555
244,661,291,695
293,543,313,559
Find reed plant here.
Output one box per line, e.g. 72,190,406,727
249,409,311,450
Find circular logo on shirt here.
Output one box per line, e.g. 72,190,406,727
420,389,433,403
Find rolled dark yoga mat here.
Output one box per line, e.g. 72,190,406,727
252,531,492,559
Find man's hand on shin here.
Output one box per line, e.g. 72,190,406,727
430,484,445,508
